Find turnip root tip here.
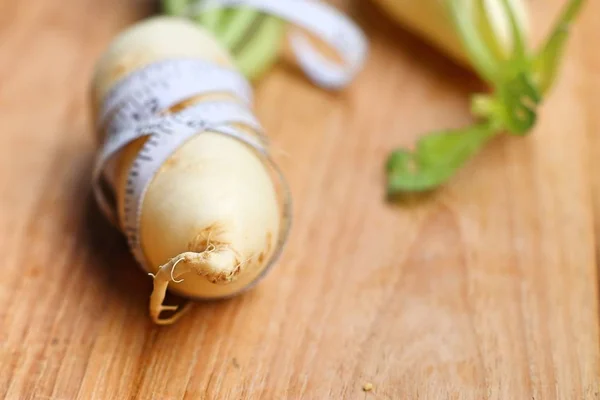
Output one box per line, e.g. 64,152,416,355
149,246,249,324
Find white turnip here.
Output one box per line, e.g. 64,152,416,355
92,17,288,324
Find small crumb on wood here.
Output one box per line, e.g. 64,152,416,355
232,358,240,369
362,382,373,392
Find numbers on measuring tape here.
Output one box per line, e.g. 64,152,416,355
135,98,160,119
98,58,253,130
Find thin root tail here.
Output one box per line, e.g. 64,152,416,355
148,249,242,325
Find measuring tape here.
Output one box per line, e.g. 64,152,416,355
189,0,369,89
93,0,367,293
98,58,254,132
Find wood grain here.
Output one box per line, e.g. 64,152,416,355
1,0,598,399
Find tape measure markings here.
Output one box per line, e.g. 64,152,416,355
99,58,253,129
104,73,252,134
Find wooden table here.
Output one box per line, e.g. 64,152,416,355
1,0,598,398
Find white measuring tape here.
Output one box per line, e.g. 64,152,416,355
99,58,254,133
93,0,368,292
189,0,368,89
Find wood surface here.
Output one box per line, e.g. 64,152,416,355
1,0,599,398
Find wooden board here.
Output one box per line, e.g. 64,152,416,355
1,0,598,398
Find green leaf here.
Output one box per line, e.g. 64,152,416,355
386,122,496,193
533,0,586,94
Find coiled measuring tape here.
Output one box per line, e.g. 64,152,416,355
190,0,369,89
93,0,368,283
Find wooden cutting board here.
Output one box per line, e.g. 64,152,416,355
1,0,598,398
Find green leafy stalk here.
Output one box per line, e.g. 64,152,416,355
387,122,497,193
499,0,527,66
234,15,286,79
195,7,223,31
219,7,258,48
162,0,286,81
533,0,584,94
447,0,500,84
386,0,586,195
163,0,188,15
